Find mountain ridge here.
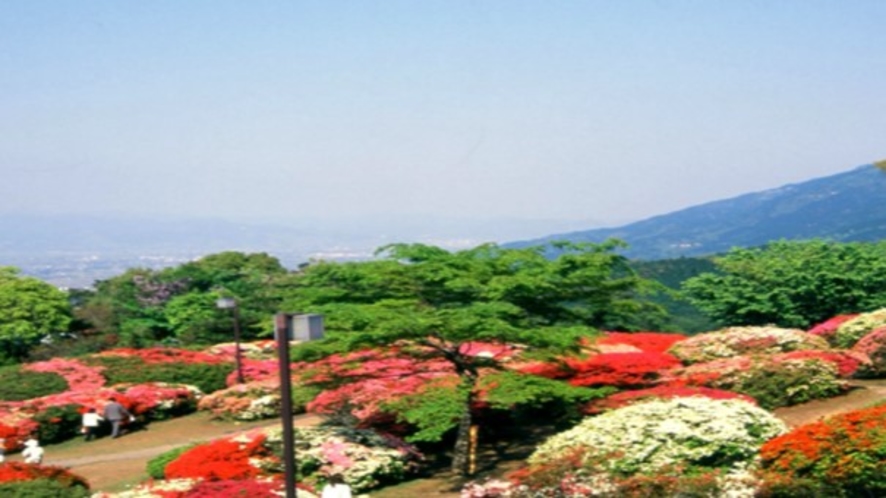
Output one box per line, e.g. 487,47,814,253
507,163,886,259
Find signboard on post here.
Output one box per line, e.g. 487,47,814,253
275,313,325,342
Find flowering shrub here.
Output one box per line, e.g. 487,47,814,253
584,386,755,414
117,383,201,419
774,349,869,378
165,431,273,481
596,332,687,353
760,403,886,495
0,461,89,490
529,397,785,478
92,479,320,498
833,308,886,348
852,326,886,377
225,359,280,385
563,352,682,388
807,314,859,345
271,425,422,492
0,367,68,401
24,358,107,392
94,347,230,365
198,379,320,421
207,340,278,360
667,326,829,364
669,355,847,409
159,425,420,494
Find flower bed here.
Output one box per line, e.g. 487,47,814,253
0,461,89,491
667,326,829,364
198,379,292,421
584,386,755,414
667,354,847,409
807,314,859,345
563,352,682,389
596,332,687,354
833,308,886,348
760,404,886,495
150,425,421,494
517,397,784,496
852,326,886,377
528,397,785,476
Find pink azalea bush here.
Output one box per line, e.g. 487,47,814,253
852,326,886,376
808,314,860,345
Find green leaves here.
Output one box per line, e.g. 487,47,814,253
683,240,886,328
0,267,72,359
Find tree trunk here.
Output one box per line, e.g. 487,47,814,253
451,375,478,475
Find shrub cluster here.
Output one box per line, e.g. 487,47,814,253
0,366,68,401
85,356,230,394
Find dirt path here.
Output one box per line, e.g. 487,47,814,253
9,412,323,493
773,379,886,428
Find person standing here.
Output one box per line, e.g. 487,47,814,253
103,397,134,439
321,474,352,498
0,437,6,463
82,407,103,441
22,437,44,464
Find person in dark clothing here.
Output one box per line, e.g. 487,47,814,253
103,397,133,438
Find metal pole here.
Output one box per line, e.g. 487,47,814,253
276,313,296,498
232,304,245,384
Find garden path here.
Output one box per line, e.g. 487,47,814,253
773,378,886,427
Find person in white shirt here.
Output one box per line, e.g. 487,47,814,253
22,438,44,464
0,437,6,463
82,407,104,441
321,474,352,498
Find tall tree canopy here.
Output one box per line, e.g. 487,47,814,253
682,240,886,329
0,267,72,363
283,240,662,473
77,252,286,346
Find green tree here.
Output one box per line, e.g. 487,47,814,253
682,240,886,329
0,267,72,363
283,240,661,474
76,252,287,347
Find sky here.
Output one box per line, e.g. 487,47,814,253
2,1,885,236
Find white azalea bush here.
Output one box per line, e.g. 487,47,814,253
667,326,829,364
515,397,786,496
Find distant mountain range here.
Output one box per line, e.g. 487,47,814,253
509,163,886,259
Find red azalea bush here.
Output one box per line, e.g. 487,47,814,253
597,332,688,354
226,359,280,385
807,314,859,345
564,352,682,388
165,433,272,481
760,404,886,495
0,462,89,489
174,479,285,498
584,386,755,414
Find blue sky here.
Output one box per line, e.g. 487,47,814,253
2,1,884,234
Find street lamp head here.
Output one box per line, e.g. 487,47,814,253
216,297,237,310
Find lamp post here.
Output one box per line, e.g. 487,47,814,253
216,297,245,384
